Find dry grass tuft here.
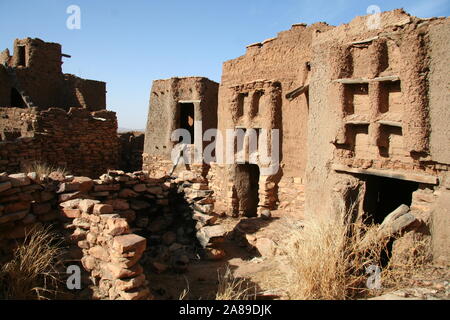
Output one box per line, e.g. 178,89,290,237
178,276,190,300
381,236,432,290
0,225,65,300
215,266,255,300
270,206,391,300
24,161,69,181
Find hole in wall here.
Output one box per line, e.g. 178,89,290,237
17,45,26,67
377,125,403,158
379,80,402,114
343,83,369,115
11,88,26,108
250,91,263,118
363,175,418,224
235,163,260,217
362,175,419,266
179,103,195,144
236,93,248,119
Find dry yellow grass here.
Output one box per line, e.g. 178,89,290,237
215,266,256,300
0,225,64,300
381,235,433,290
24,161,69,181
260,197,395,301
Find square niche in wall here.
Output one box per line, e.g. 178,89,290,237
343,83,369,116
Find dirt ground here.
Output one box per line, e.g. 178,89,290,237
145,208,450,300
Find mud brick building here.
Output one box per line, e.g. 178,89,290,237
0,38,119,177
143,77,219,177
0,38,105,110
210,22,335,217
143,10,449,263
305,10,450,264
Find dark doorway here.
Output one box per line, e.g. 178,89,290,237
17,46,26,67
235,163,260,217
179,103,195,144
363,175,419,224
11,88,26,108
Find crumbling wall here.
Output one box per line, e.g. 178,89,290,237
0,167,222,300
305,10,449,264
63,74,106,111
0,172,151,300
306,11,448,216
0,38,106,111
0,107,119,178
118,132,144,173
214,23,333,216
0,107,36,141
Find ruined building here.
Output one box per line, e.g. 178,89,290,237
144,10,450,263
0,38,119,177
0,8,448,301
143,77,219,176
305,10,450,264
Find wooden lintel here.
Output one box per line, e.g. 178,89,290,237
378,120,402,128
286,84,309,101
333,75,400,84
345,120,370,126
332,164,438,185
178,100,201,104
350,36,379,45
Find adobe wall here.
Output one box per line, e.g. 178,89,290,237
143,77,218,176
63,74,107,112
220,22,332,178
428,20,450,164
305,10,449,263
213,23,332,216
0,107,119,178
427,19,450,263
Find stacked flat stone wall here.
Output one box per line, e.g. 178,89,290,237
0,107,119,178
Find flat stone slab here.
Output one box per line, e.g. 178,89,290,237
196,225,226,247
113,234,146,253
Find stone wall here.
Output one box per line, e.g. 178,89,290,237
0,107,119,178
0,167,221,300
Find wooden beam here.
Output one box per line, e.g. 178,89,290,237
372,75,400,82
332,164,438,185
286,84,309,101
345,120,370,126
333,78,369,84
350,36,380,45
333,75,400,84
378,120,402,128
178,100,201,104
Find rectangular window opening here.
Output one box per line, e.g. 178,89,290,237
179,103,195,144
17,46,26,67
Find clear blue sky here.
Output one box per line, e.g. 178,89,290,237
0,0,449,129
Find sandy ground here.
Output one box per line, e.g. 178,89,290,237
145,208,450,300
